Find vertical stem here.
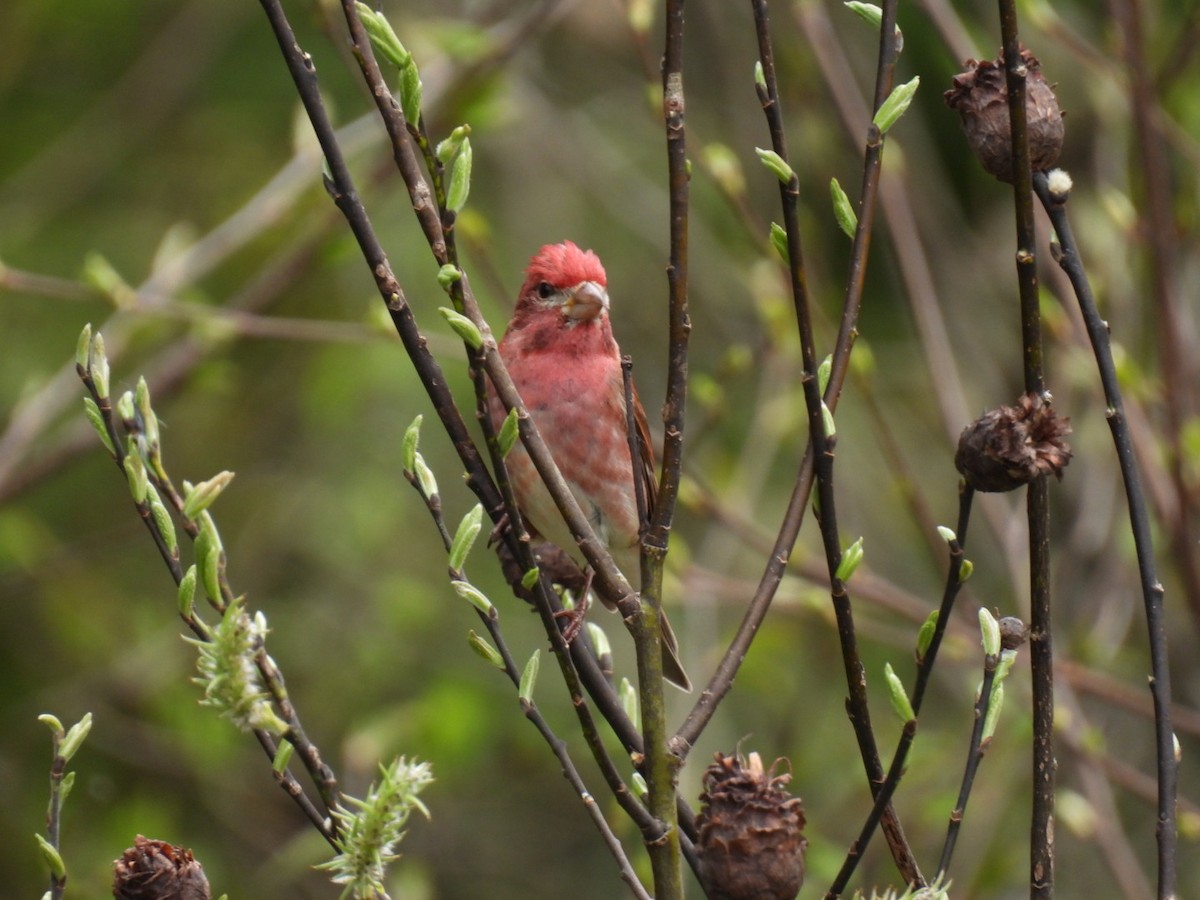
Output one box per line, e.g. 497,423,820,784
1035,172,1177,898
995,3,1053,895
637,2,689,898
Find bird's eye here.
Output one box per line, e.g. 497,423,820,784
536,281,555,300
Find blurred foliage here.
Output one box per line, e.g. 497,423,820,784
2,0,1199,897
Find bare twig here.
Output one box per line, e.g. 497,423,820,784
994,3,1054,894
1034,170,1177,899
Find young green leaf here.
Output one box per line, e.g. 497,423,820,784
399,55,423,124
402,415,422,477
75,323,92,374
467,630,505,669
435,124,471,165
354,2,411,70
755,147,795,184
445,137,472,212
979,607,1001,657
835,537,864,582
844,1,882,28
83,396,115,455
915,610,938,663
452,579,495,618
830,177,858,238
497,408,520,457
449,504,484,572
439,307,483,350
182,471,236,521
769,222,789,263
519,650,540,703
873,76,920,134
884,662,915,722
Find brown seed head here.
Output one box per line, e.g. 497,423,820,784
112,836,210,900
944,47,1064,182
955,392,1072,492
696,751,807,900
998,616,1030,650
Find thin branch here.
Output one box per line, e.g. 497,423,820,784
994,4,1053,895
1034,170,1177,899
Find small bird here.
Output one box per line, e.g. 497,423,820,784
491,241,691,691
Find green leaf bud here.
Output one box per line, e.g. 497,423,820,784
817,354,833,395
178,565,198,618
959,559,974,582
272,739,295,773
844,1,882,27
830,177,858,238
937,525,957,544
59,713,93,763
436,264,462,291
755,147,795,184
116,391,136,428
182,471,236,521
402,415,422,476
89,332,111,399
124,452,149,504
467,630,505,669
83,396,116,456
452,579,495,618
435,124,471,165
885,662,915,722
148,488,177,557
979,607,1001,657
413,454,438,499
521,566,540,589
981,682,1004,742
75,323,92,375
35,834,66,880
399,54,423,124
769,222,789,264
835,537,864,582
915,610,938,663
439,306,483,350
497,408,520,457
619,677,639,731
135,376,159,451
873,76,919,134
354,2,410,70
448,504,483,572
519,650,540,703
38,714,65,738
445,137,472,212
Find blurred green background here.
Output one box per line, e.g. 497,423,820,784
2,0,1198,896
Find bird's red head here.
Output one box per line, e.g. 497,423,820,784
523,241,607,292
515,241,610,324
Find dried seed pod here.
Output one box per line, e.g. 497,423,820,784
998,616,1030,650
955,392,1072,492
696,751,806,900
944,47,1064,182
113,836,210,900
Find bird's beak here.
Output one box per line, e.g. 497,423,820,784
563,281,609,321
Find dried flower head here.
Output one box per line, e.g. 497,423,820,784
998,616,1030,650
956,392,1072,492
944,47,1064,182
696,751,806,900
112,836,210,900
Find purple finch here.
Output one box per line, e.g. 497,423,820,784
491,241,690,690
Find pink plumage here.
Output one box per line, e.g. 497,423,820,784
491,241,690,690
